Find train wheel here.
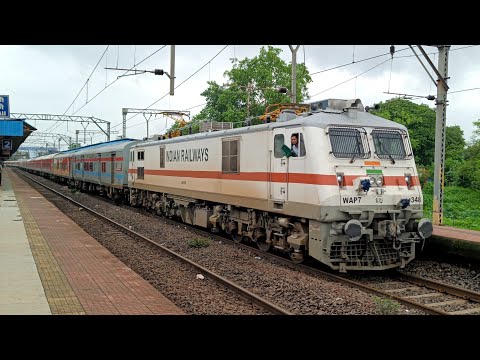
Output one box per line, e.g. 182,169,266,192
231,233,245,243
256,238,271,252
289,250,304,264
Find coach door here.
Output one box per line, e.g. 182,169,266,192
97,153,102,183
270,128,288,203
129,149,135,183
80,156,84,178
110,154,115,184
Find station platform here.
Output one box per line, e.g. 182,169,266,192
430,225,480,262
0,168,184,315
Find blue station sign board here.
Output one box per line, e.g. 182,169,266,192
0,95,10,117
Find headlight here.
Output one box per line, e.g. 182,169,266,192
336,173,344,187
369,176,377,185
404,173,412,188
376,176,383,186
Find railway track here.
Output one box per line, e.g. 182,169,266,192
378,272,480,315
18,171,292,316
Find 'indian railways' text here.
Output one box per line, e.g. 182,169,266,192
166,148,209,162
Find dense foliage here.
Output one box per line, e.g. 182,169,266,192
371,98,480,190
170,46,312,134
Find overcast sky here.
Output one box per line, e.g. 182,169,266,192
1,45,479,151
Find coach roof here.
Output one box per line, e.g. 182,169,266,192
73,138,139,156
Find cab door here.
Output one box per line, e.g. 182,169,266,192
270,128,288,202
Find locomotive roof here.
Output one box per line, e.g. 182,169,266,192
132,109,408,148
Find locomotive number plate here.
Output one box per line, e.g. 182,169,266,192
410,196,421,204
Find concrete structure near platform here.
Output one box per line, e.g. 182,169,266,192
430,226,480,262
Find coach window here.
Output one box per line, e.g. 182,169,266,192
222,138,239,173
101,162,106,173
138,151,144,161
160,147,165,168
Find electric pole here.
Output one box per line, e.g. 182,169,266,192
170,45,175,96
410,45,450,226
288,45,301,103
432,46,450,225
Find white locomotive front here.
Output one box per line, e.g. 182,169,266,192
128,99,432,272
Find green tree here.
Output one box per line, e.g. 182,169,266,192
455,120,480,189
188,46,312,130
371,98,436,167
473,120,480,141
445,125,466,185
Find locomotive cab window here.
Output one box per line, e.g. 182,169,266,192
290,133,306,157
137,151,145,161
328,127,370,159
222,138,239,173
372,129,411,160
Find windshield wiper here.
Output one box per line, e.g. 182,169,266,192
350,139,362,163
378,140,395,164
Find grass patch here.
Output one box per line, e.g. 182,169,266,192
187,238,210,248
422,182,480,231
372,296,400,315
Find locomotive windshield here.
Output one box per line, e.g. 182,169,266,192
371,129,409,160
328,127,370,159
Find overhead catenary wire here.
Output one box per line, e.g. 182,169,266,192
309,45,478,77
449,87,480,94
47,45,167,136
112,45,229,131
310,58,391,98
62,45,110,117
70,45,167,117
43,45,110,134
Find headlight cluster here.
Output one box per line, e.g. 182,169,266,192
369,175,384,187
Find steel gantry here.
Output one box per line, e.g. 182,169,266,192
9,113,111,141
121,108,190,139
